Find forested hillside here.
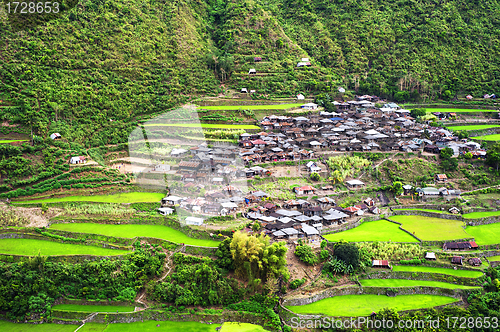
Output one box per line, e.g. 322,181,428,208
1,0,500,144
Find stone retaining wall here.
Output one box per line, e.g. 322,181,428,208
282,286,464,307
364,271,481,286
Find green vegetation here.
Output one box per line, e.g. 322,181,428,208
50,223,221,247
448,125,500,131
0,243,164,319
0,238,130,256
198,104,303,110
488,256,500,262
52,304,135,313
79,321,217,332
357,242,425,260
392,265,483,278
16,192,164,204
472,134,500,141
0,139,28,144
425,108,498,113
143,123,259,129
0,321,75,332
326,155,371,183
389,215,469,241
393,208,452,215
294,243,318,265
463,211,500,219
359,279,480,290
220,322,267,332
466,223,500,245
323,220,419,243
286,294,458,317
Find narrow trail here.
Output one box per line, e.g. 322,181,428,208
133,245,185,312
74,313,98,332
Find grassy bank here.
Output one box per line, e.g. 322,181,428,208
50,223,220,247
462,211,500,219
425,108,498,113
471,134,500,141
0,238,130,256
323,220,419,243
0,139,28,143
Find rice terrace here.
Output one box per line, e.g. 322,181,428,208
3,2,500,330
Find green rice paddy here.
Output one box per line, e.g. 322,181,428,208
389,215,469,241
197,103,303,110
0,238,131,256
144,123,260,129
0,139,28,143
16,192,164,204
50,223,221,247
425,108,498,113
462,211,500,219
471,134,500,141
465,223,500,245
393,208,451,214
61,321,215,332
323,219,419,243
220,322,268,332
286,294,458,316
52,304,135,313
487,256,500,262
448,125,500,131
0,321,76,332
392,265,484,278
359,279,480,289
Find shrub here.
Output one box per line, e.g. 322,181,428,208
294,244,318,265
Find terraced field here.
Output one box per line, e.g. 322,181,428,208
392,265,483,278
393,208,452,214
323,219,419,243
143,123,260,129
15,192,164,204
389,215,468,241
220,322,268,332
52,304,135,313
0,238,131,256
465,223,500,245
448,124,500,131
462,211,500,219
359,279,480,289
286,294,459,316
50,223,221,247
425,108,498,113
471,134,500,141
0,321,76,332
197,103,303,110
0,139,28,143
487,256,500,262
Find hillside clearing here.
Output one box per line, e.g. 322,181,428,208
50,223,221,247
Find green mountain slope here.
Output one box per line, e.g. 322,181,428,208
1,0,500,146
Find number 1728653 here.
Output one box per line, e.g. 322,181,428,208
6,2,59,14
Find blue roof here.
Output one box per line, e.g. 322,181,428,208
330,117,344,121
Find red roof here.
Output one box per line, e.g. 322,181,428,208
251,139,267,145
344,206,360,213
298,186,316,191
469,241,478,248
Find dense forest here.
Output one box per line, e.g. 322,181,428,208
1,0,500,144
